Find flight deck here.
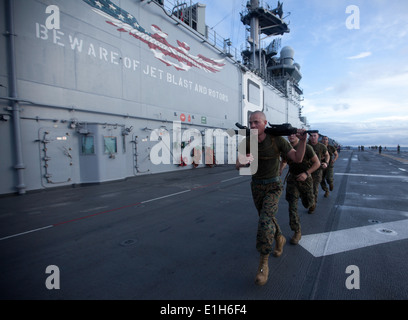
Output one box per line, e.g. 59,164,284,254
1,149,407,300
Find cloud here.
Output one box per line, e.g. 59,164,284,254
309,120,408,147
332,103,350,111
347,52,372,60
308,86,334,96
303,62,408,125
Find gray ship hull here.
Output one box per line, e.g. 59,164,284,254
0,0,305,195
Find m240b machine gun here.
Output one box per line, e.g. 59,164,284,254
235,123,319,136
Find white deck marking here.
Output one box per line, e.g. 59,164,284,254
299,219,408,257
335,173,408,179
0,225,53,241
140,190,191,204
221,176,244,183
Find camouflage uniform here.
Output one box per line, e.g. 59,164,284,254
308,142,328,207
244,134,292,255
321,144,337,192
251,180,283,255
283,144,316,232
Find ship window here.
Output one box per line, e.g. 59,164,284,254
81,136,95,155
248,80,260,106
104,136,117,154
247,111,254,125
263,89,265,111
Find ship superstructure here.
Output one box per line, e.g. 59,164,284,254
0,0,308,195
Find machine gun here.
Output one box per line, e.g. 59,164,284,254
235,122,319,136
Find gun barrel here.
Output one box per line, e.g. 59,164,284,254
235,122,319,136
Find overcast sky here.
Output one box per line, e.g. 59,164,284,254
199,0,408,147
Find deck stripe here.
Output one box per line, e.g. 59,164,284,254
140,190,191,204
0,225,53,241
0,175,246,241
299,219,408,257
380,153,408,164
335,173,408,179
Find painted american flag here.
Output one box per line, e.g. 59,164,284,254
82,0,225,73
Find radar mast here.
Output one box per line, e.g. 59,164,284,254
240,0,289,73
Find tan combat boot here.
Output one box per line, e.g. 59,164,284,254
290,231,301,245
308,204,316,214
273,235,286,257
255,254,269,286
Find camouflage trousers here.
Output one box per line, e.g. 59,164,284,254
251,180,283,255
321,165,334,191
311,169,323,204
285,175,315,232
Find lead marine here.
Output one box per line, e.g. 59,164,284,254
236,111,307,286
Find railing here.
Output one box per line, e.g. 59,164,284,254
160,0,242,61
157,0,302,102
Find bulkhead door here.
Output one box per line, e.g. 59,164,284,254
38,128,73,187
